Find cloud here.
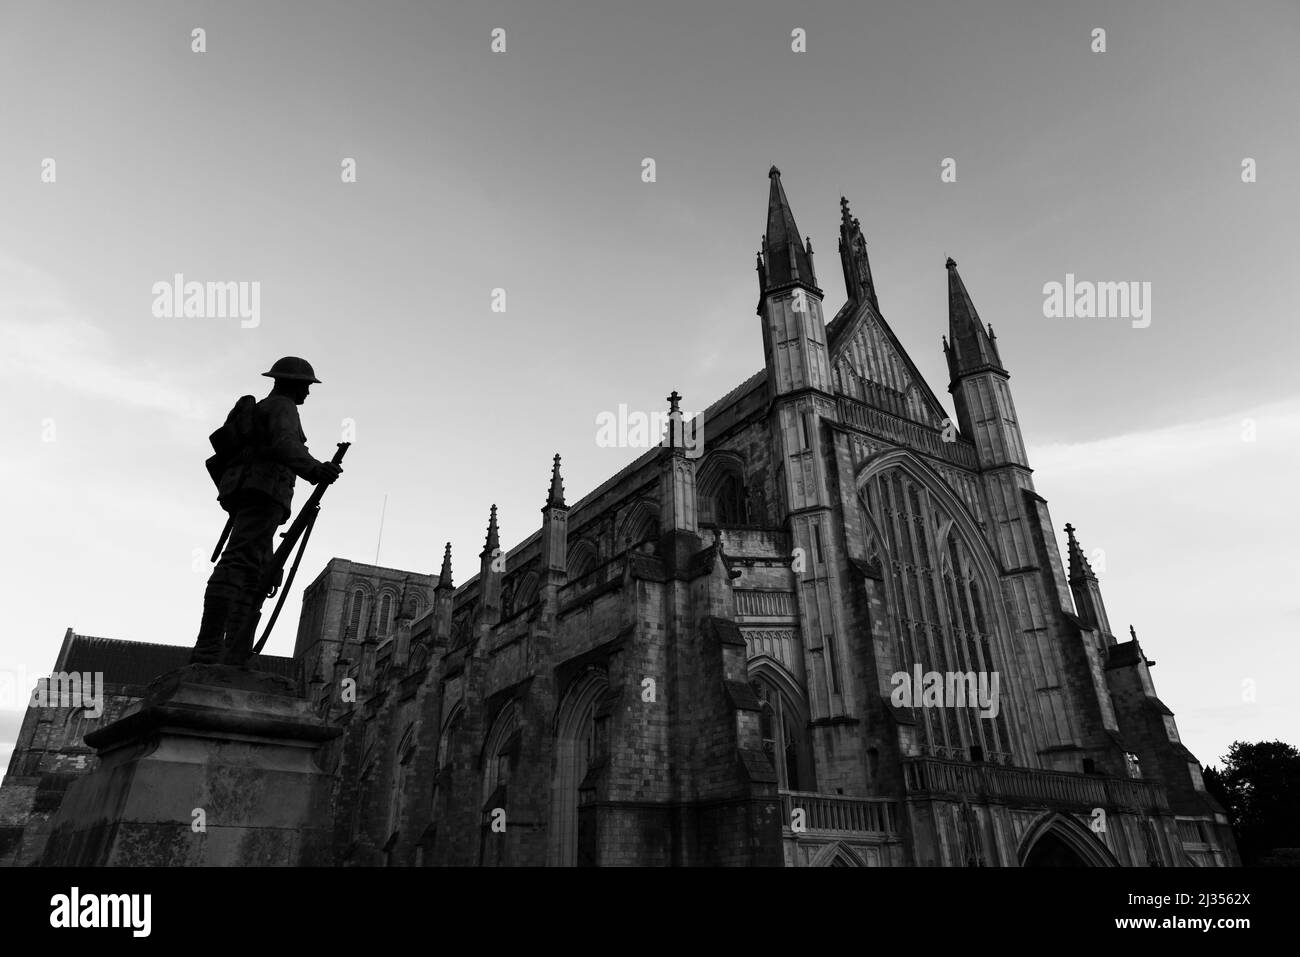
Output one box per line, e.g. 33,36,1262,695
1028,397,1300,480
1026,397,1300,763
0,256,205,419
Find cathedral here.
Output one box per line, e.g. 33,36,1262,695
1,167,1237,867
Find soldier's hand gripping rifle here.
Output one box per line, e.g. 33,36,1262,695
249,441,350,655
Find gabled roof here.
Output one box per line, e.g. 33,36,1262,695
54,633,296,687
827,293,952,425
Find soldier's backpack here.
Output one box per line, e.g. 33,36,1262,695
205,395,258,489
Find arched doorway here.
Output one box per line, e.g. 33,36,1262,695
810,841,867,867
1018,813,1117,867
1023,831,1088,867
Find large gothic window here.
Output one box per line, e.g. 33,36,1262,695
714,472,748,525
482,703,520,808
386,724,416,853
549,670,606,866
749,673,814,793
863,468,1014,763
698,453,749,527
479,702,521,867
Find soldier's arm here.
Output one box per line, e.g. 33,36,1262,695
263,400,327,483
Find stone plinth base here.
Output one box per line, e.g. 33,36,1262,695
41,664,340,866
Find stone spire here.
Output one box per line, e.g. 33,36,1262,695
436,541,454,592
433,541,455,644
544,453,567,510
1065,523,1096,581
479,504,503,622
1064,523,1113,641
542,454,569,579
480,504,500,560
838,196,878,310
944,257,1006,381
759,166,820,296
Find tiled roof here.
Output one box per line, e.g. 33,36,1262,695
59,634,297,687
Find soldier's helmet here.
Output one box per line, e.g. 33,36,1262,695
261,356,322,384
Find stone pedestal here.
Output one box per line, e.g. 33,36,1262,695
41,664,340,866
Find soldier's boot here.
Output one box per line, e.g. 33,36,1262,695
221,594,261,669
191,585,235,665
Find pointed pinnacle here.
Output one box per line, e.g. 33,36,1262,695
546,453,566,509
483,504,500,555
437,542,454,590
763,166,815,294
1065,523,1096,581
946,256,1004,378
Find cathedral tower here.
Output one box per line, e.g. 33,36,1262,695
758,167,851,728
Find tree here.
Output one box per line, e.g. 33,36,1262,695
1205,740,1300,865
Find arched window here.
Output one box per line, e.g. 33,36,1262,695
714,472,747,525
436,704,463,774
346,588,366,639
697,453,748,526
482,702,521,808
549,670,607,866
748,672,814,793
451,612,474,650
379,593,394,636
387,724,416,847
616,502,657,551
567,540,598,579
514,572,539,611
862,466,1015,763
480,702,521,867
501,580,516,619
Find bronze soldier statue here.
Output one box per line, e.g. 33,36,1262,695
191,357,343,667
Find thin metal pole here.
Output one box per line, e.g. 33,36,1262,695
374,494,388,565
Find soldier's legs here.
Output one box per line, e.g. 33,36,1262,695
191,497,283,665
218,499,283,666
191,583,235,664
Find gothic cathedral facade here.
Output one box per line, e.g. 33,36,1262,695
291,167,1236,867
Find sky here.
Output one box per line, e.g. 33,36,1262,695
0,0,1296,780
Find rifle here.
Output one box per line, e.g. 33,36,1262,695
249,442,351,655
